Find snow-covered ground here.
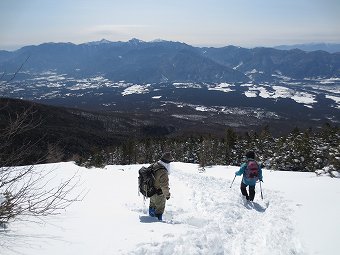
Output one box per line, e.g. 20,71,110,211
242,84,318,107
1,162,339,255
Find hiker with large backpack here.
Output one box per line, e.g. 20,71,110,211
235,151,263,201
138,152,174,221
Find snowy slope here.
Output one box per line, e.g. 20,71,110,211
1,162,339,255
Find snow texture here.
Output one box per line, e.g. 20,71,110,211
1,162,339,255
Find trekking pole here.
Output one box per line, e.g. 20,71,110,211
230,175,236,188
259,180,264,200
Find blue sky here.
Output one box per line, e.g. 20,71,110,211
1,0,339,50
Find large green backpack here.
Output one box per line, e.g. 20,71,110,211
138,164,158,197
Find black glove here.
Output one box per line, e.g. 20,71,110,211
166,194,170,200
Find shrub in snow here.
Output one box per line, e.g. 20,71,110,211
0,194,5,205
315,169,325,176
315,166,340,178
0,192,14,228
330,171,340,178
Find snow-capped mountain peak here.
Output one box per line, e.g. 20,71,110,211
84,38,113,46
128,38,145,45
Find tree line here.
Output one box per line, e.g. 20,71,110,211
78,124,340,175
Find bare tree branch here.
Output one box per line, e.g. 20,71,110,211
0,104,83,228
2,55,30,85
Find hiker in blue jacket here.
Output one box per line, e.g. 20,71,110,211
235,151,263,201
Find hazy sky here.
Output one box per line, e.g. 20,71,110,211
1,0,339,50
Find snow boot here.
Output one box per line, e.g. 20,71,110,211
156,213,163,221
149,207,156,217
241,194,249,201
240,183,249,199
249,186,255,201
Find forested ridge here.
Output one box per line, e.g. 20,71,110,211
1,98,339,175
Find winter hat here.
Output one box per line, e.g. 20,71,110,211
160,152,174,164
246,151,255,159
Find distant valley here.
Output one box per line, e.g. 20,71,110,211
0,39,339,135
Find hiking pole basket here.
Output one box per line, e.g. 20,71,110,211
230,175,236,188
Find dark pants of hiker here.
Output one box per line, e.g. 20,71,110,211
240,182,255,201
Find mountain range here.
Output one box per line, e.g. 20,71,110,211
1,39,339,83
274,43,340,53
